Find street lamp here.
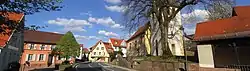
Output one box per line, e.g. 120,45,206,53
180,26,188,71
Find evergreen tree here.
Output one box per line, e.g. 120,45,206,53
56,31,80,59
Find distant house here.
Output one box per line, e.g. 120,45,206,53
82,48,89,59
89,40,113,62
194,5,250,68
126,23,150,56
77,44,84,59
108,38,127,57
77,44,89,60
0,12,24,71
20,30,64,68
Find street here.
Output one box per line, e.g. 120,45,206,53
68,62,128,71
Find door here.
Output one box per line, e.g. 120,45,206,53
47,54,53,66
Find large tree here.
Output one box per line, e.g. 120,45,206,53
0,0,63,34
55,31,80,59
122,0,234,58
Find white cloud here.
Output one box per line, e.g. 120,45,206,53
80,11,92,16
88,17,124,28
98,30,119,37
104,0,121,4
53,32,60,34
48,18,92,32
182,9,209,24
105,5,126,12
111,24,124,28
75,35,101,40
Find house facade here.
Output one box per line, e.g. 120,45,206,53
0,12,24,71
20,30,64,68
149,8,184,56
108,38,127,57
194,6,250,69
126,23,150,57
89,40,113,62
126,9,184,57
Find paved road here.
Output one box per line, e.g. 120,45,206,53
71,62,128,71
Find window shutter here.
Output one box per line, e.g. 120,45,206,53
43,54,46,61
25,54,28,61
37,54,40,61
33,54,36,61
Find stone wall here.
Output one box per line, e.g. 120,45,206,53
133,61,241,71
189,64,241,71
134,61,184,71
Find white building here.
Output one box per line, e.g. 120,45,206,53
150,7,184,56
88,40,113,62
108,38,127,57
0,12,24,71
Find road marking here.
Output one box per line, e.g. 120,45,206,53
75,64,80,71
98,63,114,71
88,64,92,67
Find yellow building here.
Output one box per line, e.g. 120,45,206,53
88,40,113,62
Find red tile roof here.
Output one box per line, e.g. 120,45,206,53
0,12,24,47
194,6,250,41
109,38,124,47
24,30,64,44
83,48,89,53
127,22,149,42
103,42,114,53
90,40,114,53
80,44,84,47
233,6,250,18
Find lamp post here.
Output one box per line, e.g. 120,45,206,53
180,26,188,71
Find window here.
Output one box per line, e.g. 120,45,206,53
97,47,99,50
39,54,44,61
51,45,55,50
29,44,35,49
101,47,104,50
94,52,96,55
115,41,118,44
28,54,33,61
99,52,101,55
50,45,56,50
171,44,176,54
40,45,45,50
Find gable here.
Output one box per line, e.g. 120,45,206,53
109,38,123,47
121,40,126,47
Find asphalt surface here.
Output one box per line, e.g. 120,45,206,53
71,62,128,71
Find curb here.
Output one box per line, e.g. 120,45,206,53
104,63,137,71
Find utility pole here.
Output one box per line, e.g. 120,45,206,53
180,26,188,71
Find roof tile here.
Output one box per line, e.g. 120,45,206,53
0,12,24,47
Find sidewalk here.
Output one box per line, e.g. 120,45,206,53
104,63,137,71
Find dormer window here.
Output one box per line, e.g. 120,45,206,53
115,41,118,44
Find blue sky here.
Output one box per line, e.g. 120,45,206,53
25,0,250,48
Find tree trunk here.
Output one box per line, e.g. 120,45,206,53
157,10,173,59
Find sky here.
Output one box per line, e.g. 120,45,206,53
25,0,250,48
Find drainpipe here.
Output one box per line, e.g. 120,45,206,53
180,26,188,71
233,42,240,64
